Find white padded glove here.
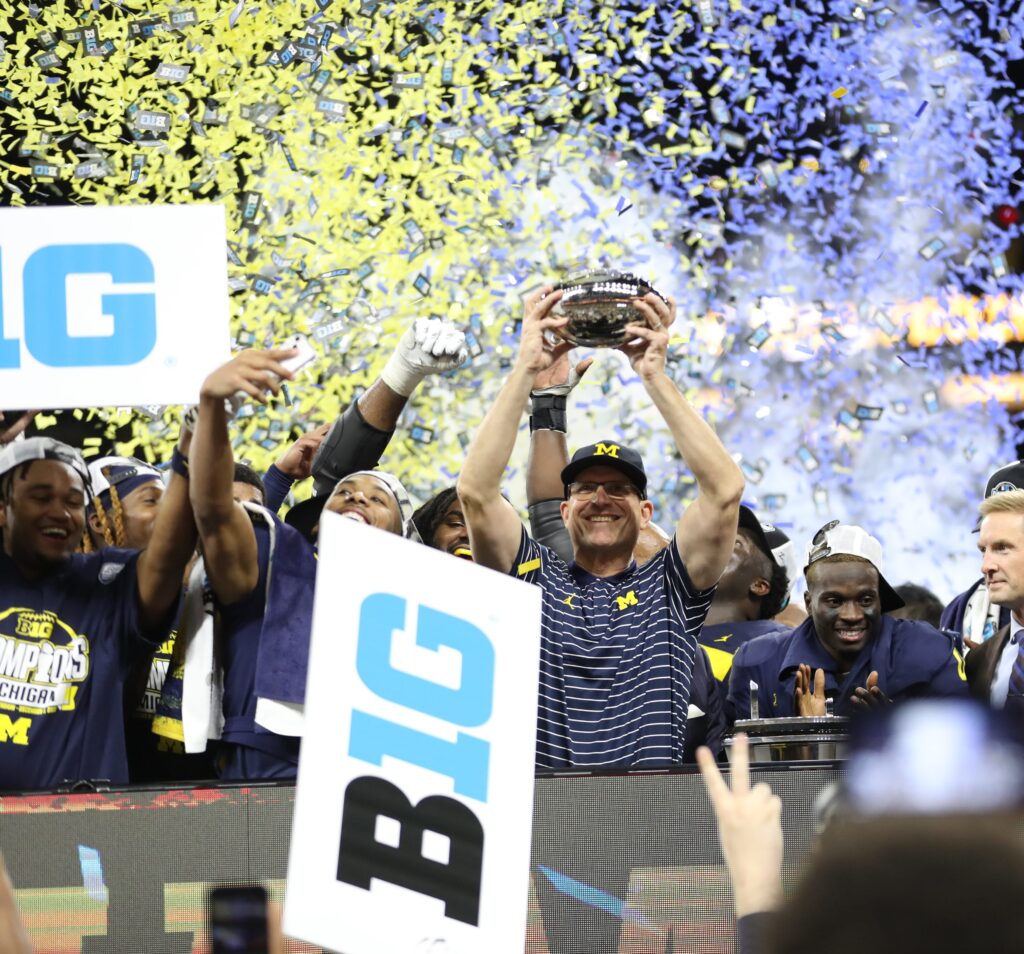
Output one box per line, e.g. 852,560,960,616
381,317,469,397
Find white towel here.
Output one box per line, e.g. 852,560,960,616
963,582,1001,647
180,558,223,753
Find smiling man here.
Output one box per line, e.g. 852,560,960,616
727,522,967,720
412,487,473,560
0,435,195,790
190,349,420,780
457,285,744,769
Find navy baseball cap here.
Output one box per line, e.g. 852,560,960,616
973,460,1024,531
985,460,1024,498
738,506,775,561
561,441,647,498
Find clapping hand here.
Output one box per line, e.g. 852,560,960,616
851,670,890,708
795,663,827,716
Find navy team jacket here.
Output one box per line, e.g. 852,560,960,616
727,615,968,720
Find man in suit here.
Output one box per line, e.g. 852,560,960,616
941,460,1021,643
967,488,1024,710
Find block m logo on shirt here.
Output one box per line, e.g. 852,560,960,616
614,591,638,611
0,714,30,745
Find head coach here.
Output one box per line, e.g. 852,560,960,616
456,285,744,770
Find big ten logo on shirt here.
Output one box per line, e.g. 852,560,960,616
337,592,495,927
0,244,156,369
0,608,90,744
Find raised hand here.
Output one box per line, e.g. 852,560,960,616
199,348,298,404
275,422,332,480
697,734,784,917
618,293,676,381
0,410,38,446
532,350,594,394
515,286,572,377
381,318,469,397
795,663,827,716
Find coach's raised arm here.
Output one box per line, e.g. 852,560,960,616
457,285,743,587
457,284,743,769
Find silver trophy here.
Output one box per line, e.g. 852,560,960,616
552,268,667,347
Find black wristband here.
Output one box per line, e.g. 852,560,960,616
170,447,190,478
529,393,567,433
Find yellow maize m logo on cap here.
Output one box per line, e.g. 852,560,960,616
594,443,620,458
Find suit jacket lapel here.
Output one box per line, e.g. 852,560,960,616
968,624,1011,700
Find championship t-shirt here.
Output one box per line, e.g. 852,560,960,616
0,546,176,791
512,527,716,769
134,633,176,722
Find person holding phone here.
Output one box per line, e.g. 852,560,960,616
189,349,421,779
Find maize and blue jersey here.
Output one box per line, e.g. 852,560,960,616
0,547,176,791
727,615,969,720
512,528,716,769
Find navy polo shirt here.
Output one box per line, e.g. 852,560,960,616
727,615,969,720
0,547,176,791
512,527,716,769
699,620,793,687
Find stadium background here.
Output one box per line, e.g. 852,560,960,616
2,0,1024,596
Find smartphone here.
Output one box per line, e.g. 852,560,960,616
209,885,269,954
280,332,317,376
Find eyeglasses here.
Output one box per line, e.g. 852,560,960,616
568,480,640,500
